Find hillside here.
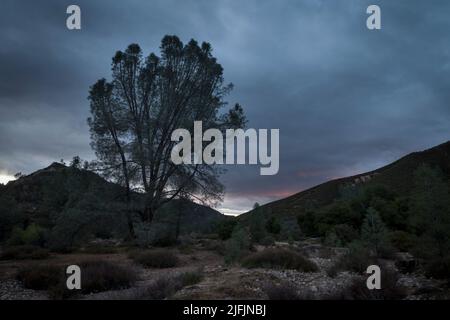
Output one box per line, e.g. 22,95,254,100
0,162,225,244
241,140,450,219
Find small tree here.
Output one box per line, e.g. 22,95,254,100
70,156,82,169
249,205,266,244
14,172,24,179
266,216,281,235
361,207,388,256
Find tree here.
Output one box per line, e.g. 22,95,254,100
266,216,281,235
249,204,266,243
14,172,24,179
88,35,246,227
361,207,388,256
70,156,82,169
409,164,450,259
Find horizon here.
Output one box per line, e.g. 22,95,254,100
1,138,448,216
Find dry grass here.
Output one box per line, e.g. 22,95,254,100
242,248,318,272
128,249,179,268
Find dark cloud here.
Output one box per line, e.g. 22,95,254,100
1,0,450,213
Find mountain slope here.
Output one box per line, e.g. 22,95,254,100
0,162,225,242
242,141,450,218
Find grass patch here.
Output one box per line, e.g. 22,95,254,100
242,248,318,272
129,249,179,268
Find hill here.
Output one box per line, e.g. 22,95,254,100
0,162,225,246
239,141,450,236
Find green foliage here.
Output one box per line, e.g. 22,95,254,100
0,196,24,241
324,224,359,247
242,248,318,272
361,207,389,256
330,241,376,275
249,211,267,244
297,211,318,237
409,164,450,259
129,250,179,268
8,224,47,247
224,227,251,264
389,231,416,252
215,219,238,240
265,216,281,235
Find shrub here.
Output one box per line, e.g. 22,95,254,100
425,256,450,280
178,268,204,287
329,269,406,300
116,270,203,300
265,216,281,234
330,242,376,274
361,208,389,256
8,224,47,247
129,250,179,268
224,227,251,264
216,219,237,240
16,264,63,290
17,260,137,299
242,248,318,272
334,224,359,245
79,260,138,293
135,222,177,247
1,245,49,260
389,231,415,252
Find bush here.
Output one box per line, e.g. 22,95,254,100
17,260,137,299
16,264,63,290
178,268,204,287
129,250,179,268
329,269,406,300
114,270,203,300
135,222,177,247
8,224,47,247
216,219,237,240
1,245,49,260
330,242,376,275
425,256,450,280
265,216,281,234
389,231,415,252
224,227,251,264
242,248,318,272
79,260,138,293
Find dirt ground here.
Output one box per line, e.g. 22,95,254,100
0,240,447,300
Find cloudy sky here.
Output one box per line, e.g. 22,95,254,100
1,0,450,214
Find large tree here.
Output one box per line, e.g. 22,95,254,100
88,35,245,229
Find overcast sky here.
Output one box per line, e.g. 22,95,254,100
1,0,450,214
